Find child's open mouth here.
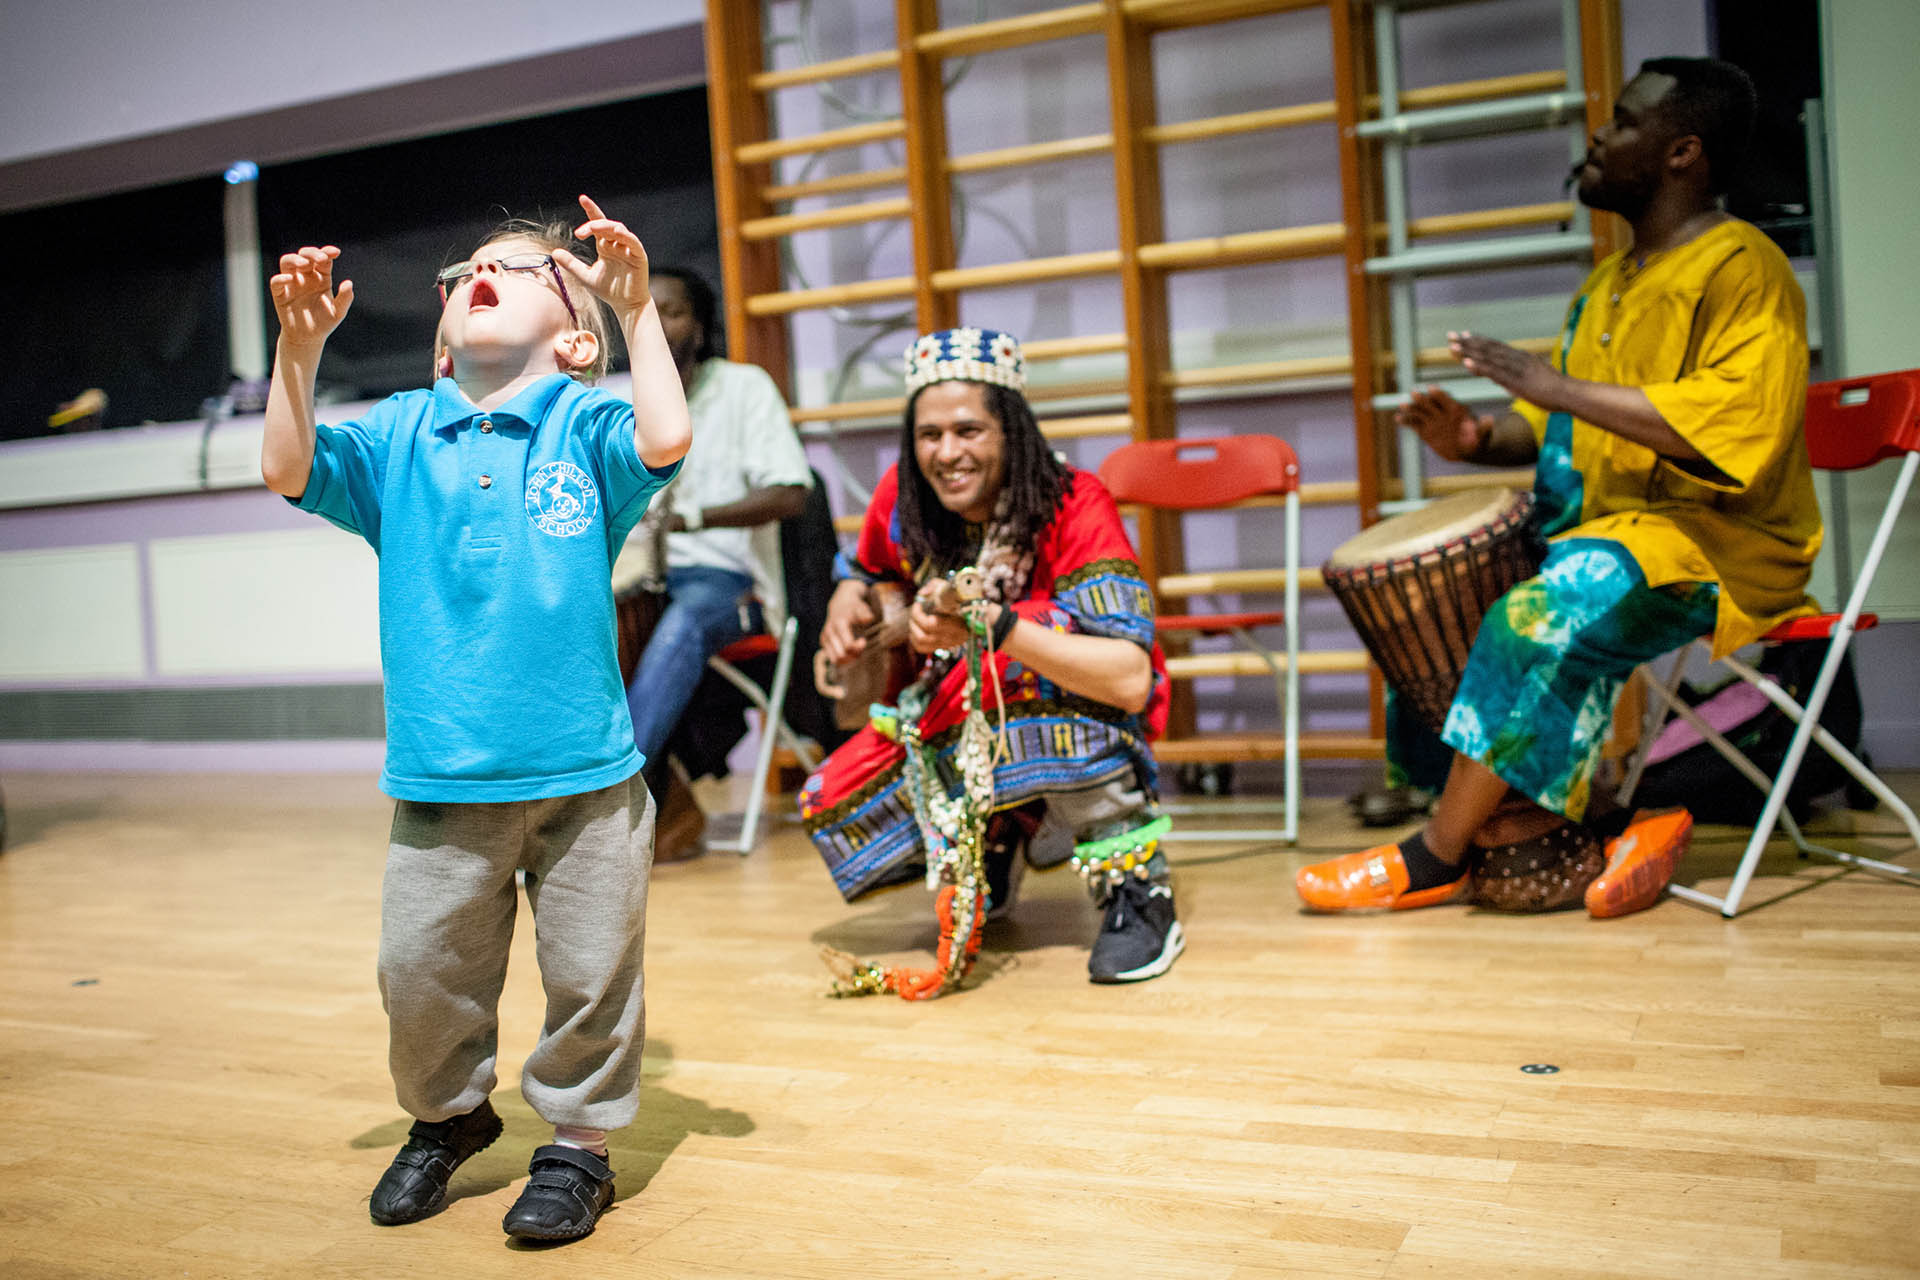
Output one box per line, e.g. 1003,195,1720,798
469,279,500,310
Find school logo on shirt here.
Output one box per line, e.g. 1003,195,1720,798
525,461,599,537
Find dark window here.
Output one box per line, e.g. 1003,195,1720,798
0,178,228,440
1711,0,1823,258
0,85,717,439
254,86,718,402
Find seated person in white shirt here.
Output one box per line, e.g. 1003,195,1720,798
622,268,812,859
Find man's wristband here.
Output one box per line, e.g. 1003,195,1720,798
681,505,704,532
989,603,1018,648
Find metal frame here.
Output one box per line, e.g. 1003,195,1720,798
1161,489,1303,843
1622,451,1920,916
1365,0,1597,511
702,616,818,855
705,0,1623,770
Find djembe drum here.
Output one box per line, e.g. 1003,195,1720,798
1322,486,1545,735
1324,487,1597,911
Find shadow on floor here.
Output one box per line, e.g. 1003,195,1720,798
347,1040,754,1223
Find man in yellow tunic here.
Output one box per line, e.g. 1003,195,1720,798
1299,57,1821,917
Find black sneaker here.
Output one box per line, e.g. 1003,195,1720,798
983,804,1042,921
1087,878,1185,983
983,837,1027,923
502,1144,616,1242
368,1099,504,1226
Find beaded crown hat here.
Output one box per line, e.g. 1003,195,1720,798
903,327,1026,396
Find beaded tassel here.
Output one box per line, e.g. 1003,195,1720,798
822,571,997,1000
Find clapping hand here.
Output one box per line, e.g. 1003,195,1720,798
1397,385,1494,463
1448,330,1567,408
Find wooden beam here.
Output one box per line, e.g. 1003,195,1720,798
1038,412,1134,439
1137,223,1346,270
1021,332,1128,360
1163,355,1351,388
790,397,904,425
929,249,1123,291
1143,101,1338,146
705,0,790,393
1123,0,1329,31
1151,732,1385,761
1405,200,1573,239
1158,567,1328,596
1328,0,1387,741
1105,0,1187,734
898,0,958,333
744,277,917,317
763,167,908,203
749,48,900,92
1165,649,1372,678
917,4,1105,58
1580,0,1627,262
946,133,1114,174
735,119,906,164
739,197,912,241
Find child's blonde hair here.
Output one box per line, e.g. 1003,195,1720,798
435,216,614,383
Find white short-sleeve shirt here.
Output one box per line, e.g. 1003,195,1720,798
659,358,812,621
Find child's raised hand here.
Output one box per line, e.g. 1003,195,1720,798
269,246,354,350
554,194,651,318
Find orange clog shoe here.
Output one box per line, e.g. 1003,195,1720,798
1296,843,1470,912
1585,808,1692,919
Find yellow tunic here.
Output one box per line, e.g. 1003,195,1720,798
1513,219,1822,657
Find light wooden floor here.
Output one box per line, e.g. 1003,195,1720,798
1,770,1917,1279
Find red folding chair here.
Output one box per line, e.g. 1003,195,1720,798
1621,369,1920,914
1099,434,1302,842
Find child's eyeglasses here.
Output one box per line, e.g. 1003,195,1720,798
435,253,578,326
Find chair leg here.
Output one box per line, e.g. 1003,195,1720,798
1617,651,1693,807
736,616,801,855
1283,489,1301,844
1719,653,1920,854
1157,625,1296,844
1645,664,1823,916
704,616,803,856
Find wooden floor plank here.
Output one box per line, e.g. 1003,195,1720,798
1,769,1916,1278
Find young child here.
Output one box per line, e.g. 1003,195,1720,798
261,195,691,1243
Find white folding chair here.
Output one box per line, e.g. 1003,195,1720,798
1097,434,1303,844
703,615,818,854
1620,369,1920,915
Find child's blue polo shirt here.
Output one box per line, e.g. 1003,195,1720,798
294,374,678,802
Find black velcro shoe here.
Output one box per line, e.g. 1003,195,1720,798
368,1099,504,1226
501,1144,615,1242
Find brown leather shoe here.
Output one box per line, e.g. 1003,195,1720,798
652,762,706,864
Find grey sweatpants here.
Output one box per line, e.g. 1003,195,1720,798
379,775,654,1131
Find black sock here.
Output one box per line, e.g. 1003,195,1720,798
1398,831,1466,890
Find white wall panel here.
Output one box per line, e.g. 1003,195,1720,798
1820,0,1920,620
148,529,380,676
0,545,145,680
0,0,703,168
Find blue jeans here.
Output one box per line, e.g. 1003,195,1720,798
626,566,760,767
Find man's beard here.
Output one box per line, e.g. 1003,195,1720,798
1574,166,1655,220
670,332,702,374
